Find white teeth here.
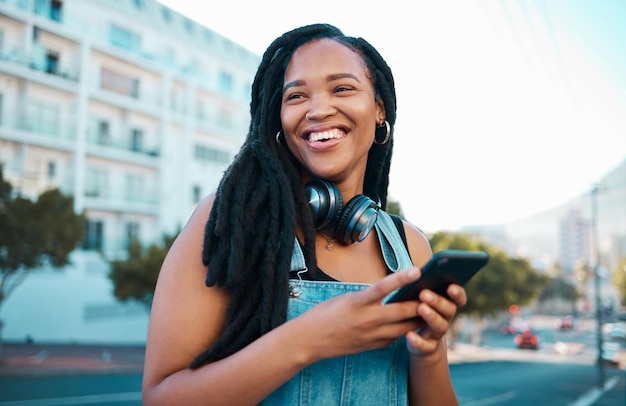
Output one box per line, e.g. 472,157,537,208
309,129,343,142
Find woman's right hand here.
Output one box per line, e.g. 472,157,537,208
289,267,426,363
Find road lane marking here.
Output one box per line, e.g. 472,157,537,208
461,391,517,405
0,392,142,406
567,376,619,406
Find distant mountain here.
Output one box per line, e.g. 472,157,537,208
462,157,626,271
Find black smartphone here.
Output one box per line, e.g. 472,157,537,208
385,250,489,303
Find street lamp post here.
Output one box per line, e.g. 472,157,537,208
590,183,605,388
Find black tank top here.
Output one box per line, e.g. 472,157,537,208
291,214,411,282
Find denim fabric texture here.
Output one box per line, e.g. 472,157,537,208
262,211,413,405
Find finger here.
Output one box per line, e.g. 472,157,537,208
446,284,467,307
417,302,450,338
405,329,439,356
419,288,461,321
366,267,422,303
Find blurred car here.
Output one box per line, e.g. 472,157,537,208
500,324,518,335
515,329,539,350
601,341,621,366
554,315,574,330
603,322,626,341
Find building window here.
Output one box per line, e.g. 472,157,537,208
125,173,143,202
184,19,194,34
101,68,140,98
130,128,143,152
82,219,104,251
161,7,171,22
47,161,56,179
85,168,108,198
109,24,141,52
126,221,140,247
35,0,63,22
219,71,233,93
45,51,59,75
51,0,63,22
97,120,111,146
194,144,230,164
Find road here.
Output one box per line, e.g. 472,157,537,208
0,316,623,405
451,361,624,405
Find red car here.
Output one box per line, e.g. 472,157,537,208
555,316,574,330
515,329,539,350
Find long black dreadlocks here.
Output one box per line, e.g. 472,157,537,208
191,23,397,368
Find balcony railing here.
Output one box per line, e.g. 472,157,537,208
0,108,78,141
0,46,79,82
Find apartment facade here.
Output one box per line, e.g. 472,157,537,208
0,0,259,343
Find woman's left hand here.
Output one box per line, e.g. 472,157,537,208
404,284,467,357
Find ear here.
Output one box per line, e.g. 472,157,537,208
375,98,386,124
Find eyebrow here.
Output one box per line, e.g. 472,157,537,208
282,73,362,94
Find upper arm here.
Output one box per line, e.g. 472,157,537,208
143,194,229,387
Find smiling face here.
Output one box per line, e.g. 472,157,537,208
280,38,385,192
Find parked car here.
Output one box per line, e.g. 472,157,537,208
603,322,626,341
601,341,622,366
500,323,518,335
515,329,539,350
554,315,574,330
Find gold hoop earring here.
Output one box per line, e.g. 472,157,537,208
374,120,390,145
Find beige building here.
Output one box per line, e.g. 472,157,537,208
0,0,259,343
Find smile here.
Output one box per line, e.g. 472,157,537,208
308,129,345,142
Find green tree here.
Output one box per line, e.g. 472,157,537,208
109,233,177,309
386,199,404,218
429,231,548,316
538,276,582,314
429,231,549,345
0,166,85,352
613,258,626,308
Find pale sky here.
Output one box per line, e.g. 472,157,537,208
158,0,626,232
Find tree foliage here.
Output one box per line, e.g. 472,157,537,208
109,233,177,309
0,166,85,340
386,199,404,218
538,277,582,302
429,231,549,317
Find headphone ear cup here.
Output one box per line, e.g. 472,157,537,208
334,195,379,244
305,179,343,229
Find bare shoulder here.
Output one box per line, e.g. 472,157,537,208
143,192,228,386
398,218,433,268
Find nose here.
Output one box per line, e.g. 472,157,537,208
306,94,337,121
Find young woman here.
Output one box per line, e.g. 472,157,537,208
143,23,467,405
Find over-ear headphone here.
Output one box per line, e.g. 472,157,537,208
305,179,380,244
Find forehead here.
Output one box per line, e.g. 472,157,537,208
284,38,370,82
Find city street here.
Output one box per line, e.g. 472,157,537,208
0,315,624,405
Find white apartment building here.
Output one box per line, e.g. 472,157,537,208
0,0,260,344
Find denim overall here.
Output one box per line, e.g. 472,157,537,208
261,211,415,406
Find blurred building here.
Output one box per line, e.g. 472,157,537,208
558,209,591,275
462,158,626,313
0,0,259,343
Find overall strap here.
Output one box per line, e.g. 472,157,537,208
289,210,413,273
290,238,307,272
374,211,414,272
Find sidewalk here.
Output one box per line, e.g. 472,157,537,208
1,341,624,375
0,342,145,376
